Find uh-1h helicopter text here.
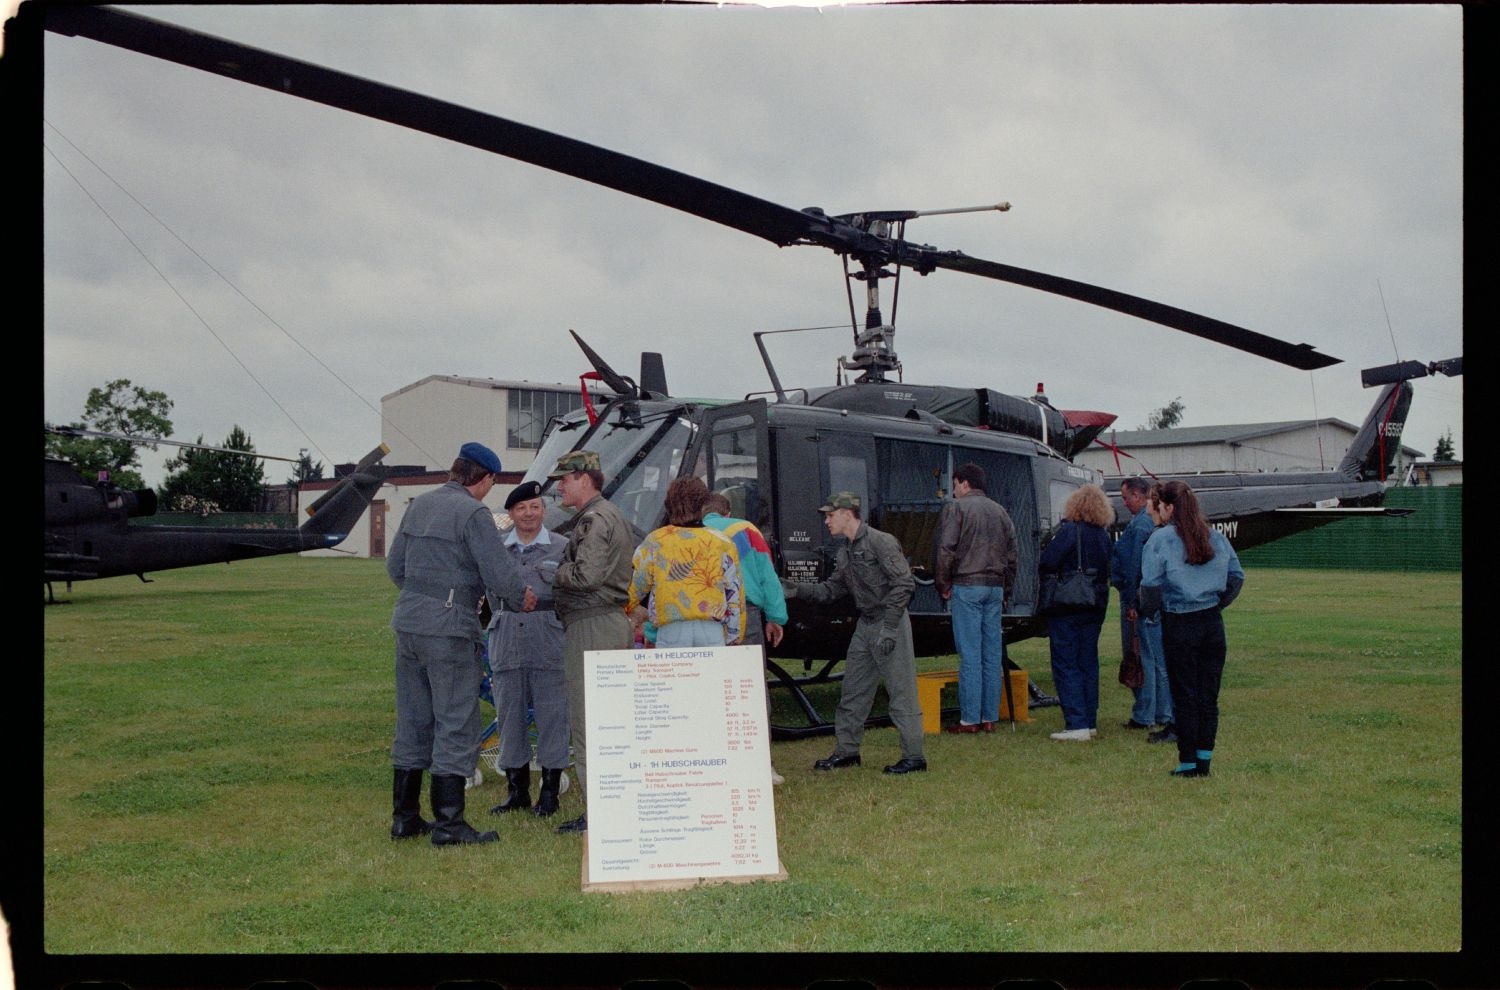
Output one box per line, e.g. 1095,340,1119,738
40,7,1458,736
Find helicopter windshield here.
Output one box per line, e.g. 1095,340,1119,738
520,403,696,536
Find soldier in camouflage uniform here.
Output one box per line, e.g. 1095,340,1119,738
548,450,635,834
386,441,535,845
782,493,928,775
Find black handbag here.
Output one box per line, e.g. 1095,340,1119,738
1039,526,1102,616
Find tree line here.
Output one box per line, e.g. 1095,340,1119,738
44,379,324,514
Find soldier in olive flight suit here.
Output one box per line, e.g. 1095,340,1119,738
548,450,635,834
782,492,928,775
387,441,535,846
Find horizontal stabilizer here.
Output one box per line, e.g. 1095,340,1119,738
1361,356,1463,388
301,444,391,539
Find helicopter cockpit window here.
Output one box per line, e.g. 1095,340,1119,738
521,407,692,536
826,454,869,516
596,412,693,533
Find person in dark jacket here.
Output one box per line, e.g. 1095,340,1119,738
386,441,536,845
934,462,1018,733
1038,484,1114,741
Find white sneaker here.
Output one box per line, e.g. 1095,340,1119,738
1049,728,1093,741
770,767,786,786
1089,728,1099,738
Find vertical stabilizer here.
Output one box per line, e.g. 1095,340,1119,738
1338,381,1414,482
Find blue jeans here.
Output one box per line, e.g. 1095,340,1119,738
1129,615,1174,726
1048,611,1104,730
951,585,1004,723
655,620,727,647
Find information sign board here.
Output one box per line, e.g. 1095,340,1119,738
582,644,785,891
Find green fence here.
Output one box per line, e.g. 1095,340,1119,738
1238,486,1461,571
140,512,298,530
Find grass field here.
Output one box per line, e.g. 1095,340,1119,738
41,557,1461,957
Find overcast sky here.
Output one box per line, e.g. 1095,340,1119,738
41,4,1463,487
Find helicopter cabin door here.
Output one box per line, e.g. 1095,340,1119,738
686,400,772,533
772,429,877,587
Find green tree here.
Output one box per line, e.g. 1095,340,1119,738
288,451,325,487
158,425,267,512
1138,397,1186,431
43,379,174,490
1433,428,1456,462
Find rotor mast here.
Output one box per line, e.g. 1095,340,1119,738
837,203,1011,383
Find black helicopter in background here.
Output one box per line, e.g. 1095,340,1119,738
37,7,1456,736
44,434,391,602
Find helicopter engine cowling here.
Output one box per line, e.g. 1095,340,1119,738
804,382,1104,459
120,487,159,518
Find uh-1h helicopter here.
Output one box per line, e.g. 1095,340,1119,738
42,6,1452,734
44,432,391,602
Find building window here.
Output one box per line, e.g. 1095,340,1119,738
508,388,584,450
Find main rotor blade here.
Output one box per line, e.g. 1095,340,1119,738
45,6,823,247
44,426,302,462
569,330,636,397
928,253,1341,370
47,6,1341,372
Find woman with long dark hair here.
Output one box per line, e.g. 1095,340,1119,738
1138,481,1245,777
1038,484,1114,741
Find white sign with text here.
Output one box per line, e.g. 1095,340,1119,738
584,644,781,886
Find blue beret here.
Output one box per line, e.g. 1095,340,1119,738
458,441,502,474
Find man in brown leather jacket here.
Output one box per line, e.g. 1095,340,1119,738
934,462,1018,733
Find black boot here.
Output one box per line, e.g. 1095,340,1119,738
390,767,432,840
489,765,532,815
430,773,499,845
532,768,562,818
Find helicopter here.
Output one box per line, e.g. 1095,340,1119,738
38,7,1449,735
44,434,392,602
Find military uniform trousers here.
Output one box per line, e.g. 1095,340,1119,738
392,631,487,779
833,613,925,761
563,607,633,792
494,666,569,771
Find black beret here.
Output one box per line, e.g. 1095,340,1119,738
504,480,543,510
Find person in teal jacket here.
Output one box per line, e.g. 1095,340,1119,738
703,490,789,784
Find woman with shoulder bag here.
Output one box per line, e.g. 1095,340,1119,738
1038,484,1114,741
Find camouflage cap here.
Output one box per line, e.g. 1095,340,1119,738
817,491,861,512
546,449,601,479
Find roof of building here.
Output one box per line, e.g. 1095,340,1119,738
1092,418,1422,458
381,374,610,402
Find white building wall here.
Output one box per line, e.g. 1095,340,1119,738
1077,424,1361,476
380,375,603,474
381,377,512,471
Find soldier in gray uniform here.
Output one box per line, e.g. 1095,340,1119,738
485,481,570,818
386,441,536,845
782,492,928,775
547,450,635,834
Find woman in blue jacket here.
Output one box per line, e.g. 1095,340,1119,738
1138,481,1245,777
1039,484,1114,741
